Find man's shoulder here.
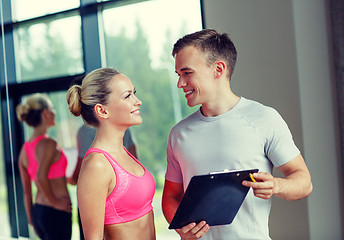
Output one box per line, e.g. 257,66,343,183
236,98,285,130
77,124,96,138
239,97,279,118
171,109,200,131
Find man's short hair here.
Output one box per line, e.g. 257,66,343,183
172,29,237,78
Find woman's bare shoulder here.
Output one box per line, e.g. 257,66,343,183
78,152,115,194
81,152,113,177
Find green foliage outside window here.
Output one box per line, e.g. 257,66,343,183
17,20,197,190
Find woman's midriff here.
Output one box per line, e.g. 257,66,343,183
35,177,71,212
104,210,156,240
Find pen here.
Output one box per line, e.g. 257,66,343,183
249,173,256,182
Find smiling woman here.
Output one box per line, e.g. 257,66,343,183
66,67,156,240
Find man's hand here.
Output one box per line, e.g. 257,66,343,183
176,221,210,239
242,172,276,199
242,154,313,201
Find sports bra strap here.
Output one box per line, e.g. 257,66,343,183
84,147,144,171
84,148,122,170
31,135,46,143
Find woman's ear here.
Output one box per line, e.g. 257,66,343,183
94,104,109,120
41,108,49,120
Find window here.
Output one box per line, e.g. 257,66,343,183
0,0,203,238
0,111,11,238
102,1,201,236
14,13,84,82
11,0,79,21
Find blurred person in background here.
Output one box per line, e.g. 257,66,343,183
17,93,72,240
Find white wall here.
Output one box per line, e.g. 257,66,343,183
292,1,343,239
202,0,343,239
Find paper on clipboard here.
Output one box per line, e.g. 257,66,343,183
168,168,259,229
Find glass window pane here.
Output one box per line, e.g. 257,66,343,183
102,0,202,238
14,14,84,82
0,112,11,238
11,0,80,21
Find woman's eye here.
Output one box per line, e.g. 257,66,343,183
125,90,136,99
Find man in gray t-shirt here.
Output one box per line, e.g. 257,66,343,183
162,29,313,240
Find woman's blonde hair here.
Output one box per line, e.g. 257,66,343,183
66,67,120,127
16,93,52,127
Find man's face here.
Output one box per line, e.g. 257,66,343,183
175,45,216,107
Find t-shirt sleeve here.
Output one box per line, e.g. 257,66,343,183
123,128,136,149
77,126,96,158
165,132,183,183
264,109,300,167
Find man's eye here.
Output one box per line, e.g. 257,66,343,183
125,93,131,99
184,72,191,76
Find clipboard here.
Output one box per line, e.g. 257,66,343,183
169,168,259,229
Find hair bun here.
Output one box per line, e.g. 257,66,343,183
16,103,30,122
66,85,82,117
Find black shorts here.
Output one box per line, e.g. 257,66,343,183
32,204,72,240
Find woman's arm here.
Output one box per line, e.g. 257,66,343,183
18,147,33,224
77,153,114,239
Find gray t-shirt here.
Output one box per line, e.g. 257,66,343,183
77,125,136,158
165,97,300,240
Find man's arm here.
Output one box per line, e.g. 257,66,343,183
68,125,95,185
67,156,82,185
243,154,313,200
162,179,209,239
162,180,183,223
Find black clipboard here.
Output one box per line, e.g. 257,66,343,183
169,168,259,229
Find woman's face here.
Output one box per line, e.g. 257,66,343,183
104,74,142,127
44,105,56,127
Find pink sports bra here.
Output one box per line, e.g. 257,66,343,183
24,135,67,181
84,148,155,225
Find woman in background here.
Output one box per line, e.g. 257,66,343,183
66,67,156,240
17,93,72,240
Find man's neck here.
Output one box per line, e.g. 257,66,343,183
201,91,240,117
